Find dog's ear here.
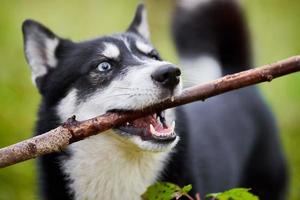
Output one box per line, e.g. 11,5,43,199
22,19,61,89
127,4,150,40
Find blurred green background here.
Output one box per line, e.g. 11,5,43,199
0,0,299,199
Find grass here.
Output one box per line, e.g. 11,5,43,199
0,1,299,199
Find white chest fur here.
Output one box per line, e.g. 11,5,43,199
61,131,170,200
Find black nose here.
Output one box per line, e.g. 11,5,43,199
151,65,181,90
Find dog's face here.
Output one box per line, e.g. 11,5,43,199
22,4,181,152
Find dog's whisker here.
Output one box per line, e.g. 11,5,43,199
111,87,156,91
102,93,132,99
102,92,154,100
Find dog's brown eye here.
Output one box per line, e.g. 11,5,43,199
97,62,111,72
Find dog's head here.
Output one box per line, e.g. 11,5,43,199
22,4,181,152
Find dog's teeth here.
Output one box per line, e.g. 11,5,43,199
150,124,157,135
126,122,130,126
171,96,175,102
171,121,175,131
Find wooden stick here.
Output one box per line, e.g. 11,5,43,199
0,55,299,168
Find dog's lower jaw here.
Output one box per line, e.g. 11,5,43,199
61,130,173,200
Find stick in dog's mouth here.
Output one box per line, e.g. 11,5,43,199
114,110,176,143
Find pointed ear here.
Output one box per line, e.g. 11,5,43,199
22,19,60,88
127,4,150,40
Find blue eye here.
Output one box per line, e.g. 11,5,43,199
97,62,111,72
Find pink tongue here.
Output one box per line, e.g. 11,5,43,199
153,123,172,134
130,115,171,134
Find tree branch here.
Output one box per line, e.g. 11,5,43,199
0,56,300,168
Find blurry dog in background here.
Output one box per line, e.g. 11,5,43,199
22,0,287,199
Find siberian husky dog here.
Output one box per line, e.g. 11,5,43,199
22,1,287,200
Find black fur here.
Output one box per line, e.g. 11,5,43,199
22,1,288,200
165,0,288,199
172,0,252,74
23,16,161,199
30,32,159,200
127,4,147,37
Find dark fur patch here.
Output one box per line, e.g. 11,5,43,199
172,1,253,74
25,2,288,200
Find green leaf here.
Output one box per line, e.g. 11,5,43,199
142,182,193,200
182,184,193,194
142,182,181,200
206,192,221,198
206,188,259,200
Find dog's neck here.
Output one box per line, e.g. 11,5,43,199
61,130,170,200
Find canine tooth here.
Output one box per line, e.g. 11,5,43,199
150,124,156,135
126,122,130,126
171,121,176,131
171,96,175,102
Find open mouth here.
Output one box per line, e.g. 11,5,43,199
116,111,176,143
